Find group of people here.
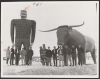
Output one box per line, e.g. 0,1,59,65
6,43,84,67
6,46,34,66
40,44,84,67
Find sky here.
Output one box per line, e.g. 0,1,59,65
1,1,99,56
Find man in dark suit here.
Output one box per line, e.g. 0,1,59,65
77,45,84,66
10,46,15,65
46,47,52,66
52,46,59,66
15,47,20,65
71,45,77,66
63,45,69,66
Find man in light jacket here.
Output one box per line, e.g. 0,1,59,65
58,46,64,67
20,48,27,65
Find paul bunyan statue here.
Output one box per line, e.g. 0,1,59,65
10,10,36,64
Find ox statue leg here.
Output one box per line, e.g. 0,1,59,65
82,45,86,65
90,48,96,64
83,52,86,65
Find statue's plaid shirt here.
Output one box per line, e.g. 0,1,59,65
10,19,36,43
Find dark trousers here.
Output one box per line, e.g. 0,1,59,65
15,39,30,64
78,54,83,66
72,54,77,66
79,58,83,66
45,58,48,66
53,57,57,66
16,59,19,65
46,62,48,65
64,55,66,66
25,55,29,65
64,54,68,66
6,58,9,64
10,58,14,65
27,56,32,65
15,57,19,65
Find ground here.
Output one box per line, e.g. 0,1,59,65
3,58,97,75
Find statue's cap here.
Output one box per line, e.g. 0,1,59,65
43,44,45,46
21,10,27,15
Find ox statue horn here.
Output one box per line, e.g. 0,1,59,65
39,28,58,32
69,21,84,27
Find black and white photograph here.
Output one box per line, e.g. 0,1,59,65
1,1,99,78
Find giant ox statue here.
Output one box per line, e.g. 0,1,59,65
39,22,96,64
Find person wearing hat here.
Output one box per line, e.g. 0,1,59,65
10,10,36,65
